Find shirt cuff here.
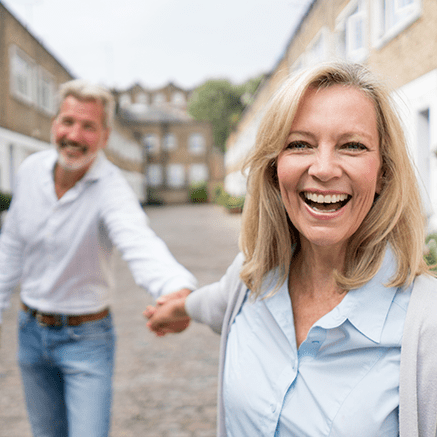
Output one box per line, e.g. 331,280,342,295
159,276,197,297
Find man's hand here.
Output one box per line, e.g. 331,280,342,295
144,288,192,337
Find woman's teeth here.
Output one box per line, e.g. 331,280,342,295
303,192,350,212
304,192,349,203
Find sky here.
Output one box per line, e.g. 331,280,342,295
2,0,311,90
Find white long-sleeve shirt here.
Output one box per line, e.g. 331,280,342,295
0,149,197,322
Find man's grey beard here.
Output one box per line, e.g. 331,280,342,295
56,144,98,171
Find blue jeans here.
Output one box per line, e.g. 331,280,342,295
17,309,116,437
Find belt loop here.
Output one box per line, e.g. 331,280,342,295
61,314,69,326
36,312,47,327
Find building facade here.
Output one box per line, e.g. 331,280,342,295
0,2,146,201
115,82,219,204
0,2,73,193
225,0,437,229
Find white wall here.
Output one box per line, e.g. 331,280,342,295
0,126,50,193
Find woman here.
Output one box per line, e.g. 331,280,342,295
146,62,437,436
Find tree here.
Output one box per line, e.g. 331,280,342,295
188,75,264,152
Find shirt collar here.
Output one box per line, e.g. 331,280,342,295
318,246,399,344
42,147,58,174
81,151,106,183
261,246,399,345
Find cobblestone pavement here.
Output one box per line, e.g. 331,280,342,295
0,204,241,437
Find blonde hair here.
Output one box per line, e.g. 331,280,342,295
240,61,429,297
57,79,115,128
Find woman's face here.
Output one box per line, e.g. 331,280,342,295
277,85,382,254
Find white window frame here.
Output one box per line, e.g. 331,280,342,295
119,93,131,108
303,27,331,68
172,92,186,106
188,133,206,155
147,164,163,187
372,0,421,48
143,134,159,154
166,164,185,188
9,45,37,106
37,67,56,115
189,164,209,184
163,133,177,151
290,55,305,73
336,0,368,63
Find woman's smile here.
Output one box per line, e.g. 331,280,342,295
301,191,351,213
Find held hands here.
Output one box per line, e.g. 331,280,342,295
144,288,191,337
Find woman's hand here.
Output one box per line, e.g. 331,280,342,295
144,288,192,336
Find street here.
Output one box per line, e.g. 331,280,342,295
0,204,241,437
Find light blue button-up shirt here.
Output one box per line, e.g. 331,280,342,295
223,250,411,436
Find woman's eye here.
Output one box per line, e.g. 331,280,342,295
344,142,367,151
286,141,309,150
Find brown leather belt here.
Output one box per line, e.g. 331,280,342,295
21,302,110,327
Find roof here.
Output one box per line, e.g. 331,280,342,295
118,103,193,124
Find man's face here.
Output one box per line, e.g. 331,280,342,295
52,95,109,172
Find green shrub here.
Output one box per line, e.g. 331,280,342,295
425,233,437,270
0,192,12,212
225,195,245,211
211,184,245,212
213,184,228,206
189,182,208,203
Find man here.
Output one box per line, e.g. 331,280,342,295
0,80,196,437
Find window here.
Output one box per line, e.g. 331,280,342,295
166,164,185,188
290,56,304,73
10,46,36,105
37,68,56,114
373,0,421,47
119,93,131,108
143,134,159,154
417,108,431,202
336,0,367,62
147,164,163,187
163,133,177,151
188,134,205,155
172,92,186,106
189,164,209,183
305,28,330,67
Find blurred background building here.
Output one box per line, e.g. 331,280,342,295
1,0,437,226
114,83,220,204
0,2,218,205
225,0,437,229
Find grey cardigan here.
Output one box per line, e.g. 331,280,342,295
186,253,437,437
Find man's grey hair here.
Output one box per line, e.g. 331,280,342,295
56,79,115,128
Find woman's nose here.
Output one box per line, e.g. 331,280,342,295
307,147,342,181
